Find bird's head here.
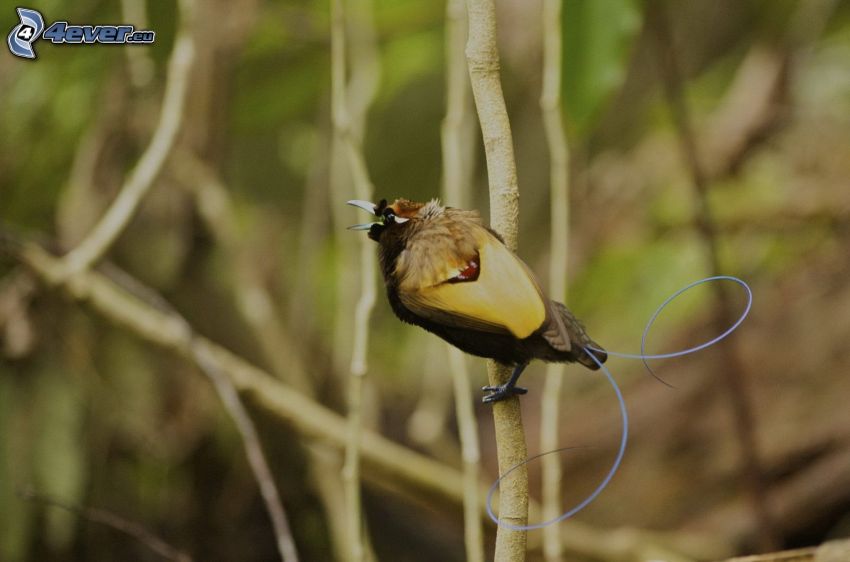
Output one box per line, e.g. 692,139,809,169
347,198,428,242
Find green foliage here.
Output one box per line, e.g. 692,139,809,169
562,0,641,135
378,29,442,103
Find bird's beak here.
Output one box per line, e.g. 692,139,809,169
347,223,377,231
347,199,380,231
347,200,378,215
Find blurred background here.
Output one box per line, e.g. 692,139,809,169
2,0,850,560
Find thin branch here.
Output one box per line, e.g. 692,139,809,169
332,0,380,560
466,0,528,559
19,488,192,562
715,538,850,562
450,349,486,562
441,0,484,560
539,0,570,559
120,0,155,89
648,0,777,551
0,268,37,358
192,342,299,562
58,0,195,278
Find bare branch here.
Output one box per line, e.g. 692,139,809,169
120,0,155,89
714,538,850,562
442,0,484,560
331,0,381,560
539,0,570,559
466,0,527,558
58,0,196,277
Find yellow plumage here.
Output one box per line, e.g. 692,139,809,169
398,226,546,339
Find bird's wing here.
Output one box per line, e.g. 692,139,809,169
397,226,547,339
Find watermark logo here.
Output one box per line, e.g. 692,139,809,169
7,7,44,59
7,7,155,60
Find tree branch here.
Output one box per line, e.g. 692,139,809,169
715,538,850,562
58,0,195,277
331,0,381,560
539,0,570,559
466,0,528,559
442,0,484,560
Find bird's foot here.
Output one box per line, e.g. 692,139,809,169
481,384,528,404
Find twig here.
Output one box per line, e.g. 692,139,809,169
715,538,850,562
18,488,192,562
0,268,37,358
120,0,155,89
328,0,381,379
287,112,331,337
466,0,528,558
539,0,570,559
192,342,299,562
441,0,484,560
58,0,195,278
331,0,380,560
647,0,777,551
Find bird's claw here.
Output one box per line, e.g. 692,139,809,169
481,384,528,404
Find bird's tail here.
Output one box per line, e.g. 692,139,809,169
551,301,607,370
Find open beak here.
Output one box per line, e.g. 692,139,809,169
347,200,378,214
347,223,376,231
347,199,380,230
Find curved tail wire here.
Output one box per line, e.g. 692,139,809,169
486,275,752,530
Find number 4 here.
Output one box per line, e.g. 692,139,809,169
43,22,67,43
17,25,34,40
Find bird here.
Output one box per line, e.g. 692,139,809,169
347,198,607,403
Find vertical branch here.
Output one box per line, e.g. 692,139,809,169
332,0,380,560
466,0,519,248
539,0,569,560
120,0,155,89
329,0,381,378
442,0,484,561
647,0,778,552
466,0,528,559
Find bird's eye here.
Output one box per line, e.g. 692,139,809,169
380,207,409,225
